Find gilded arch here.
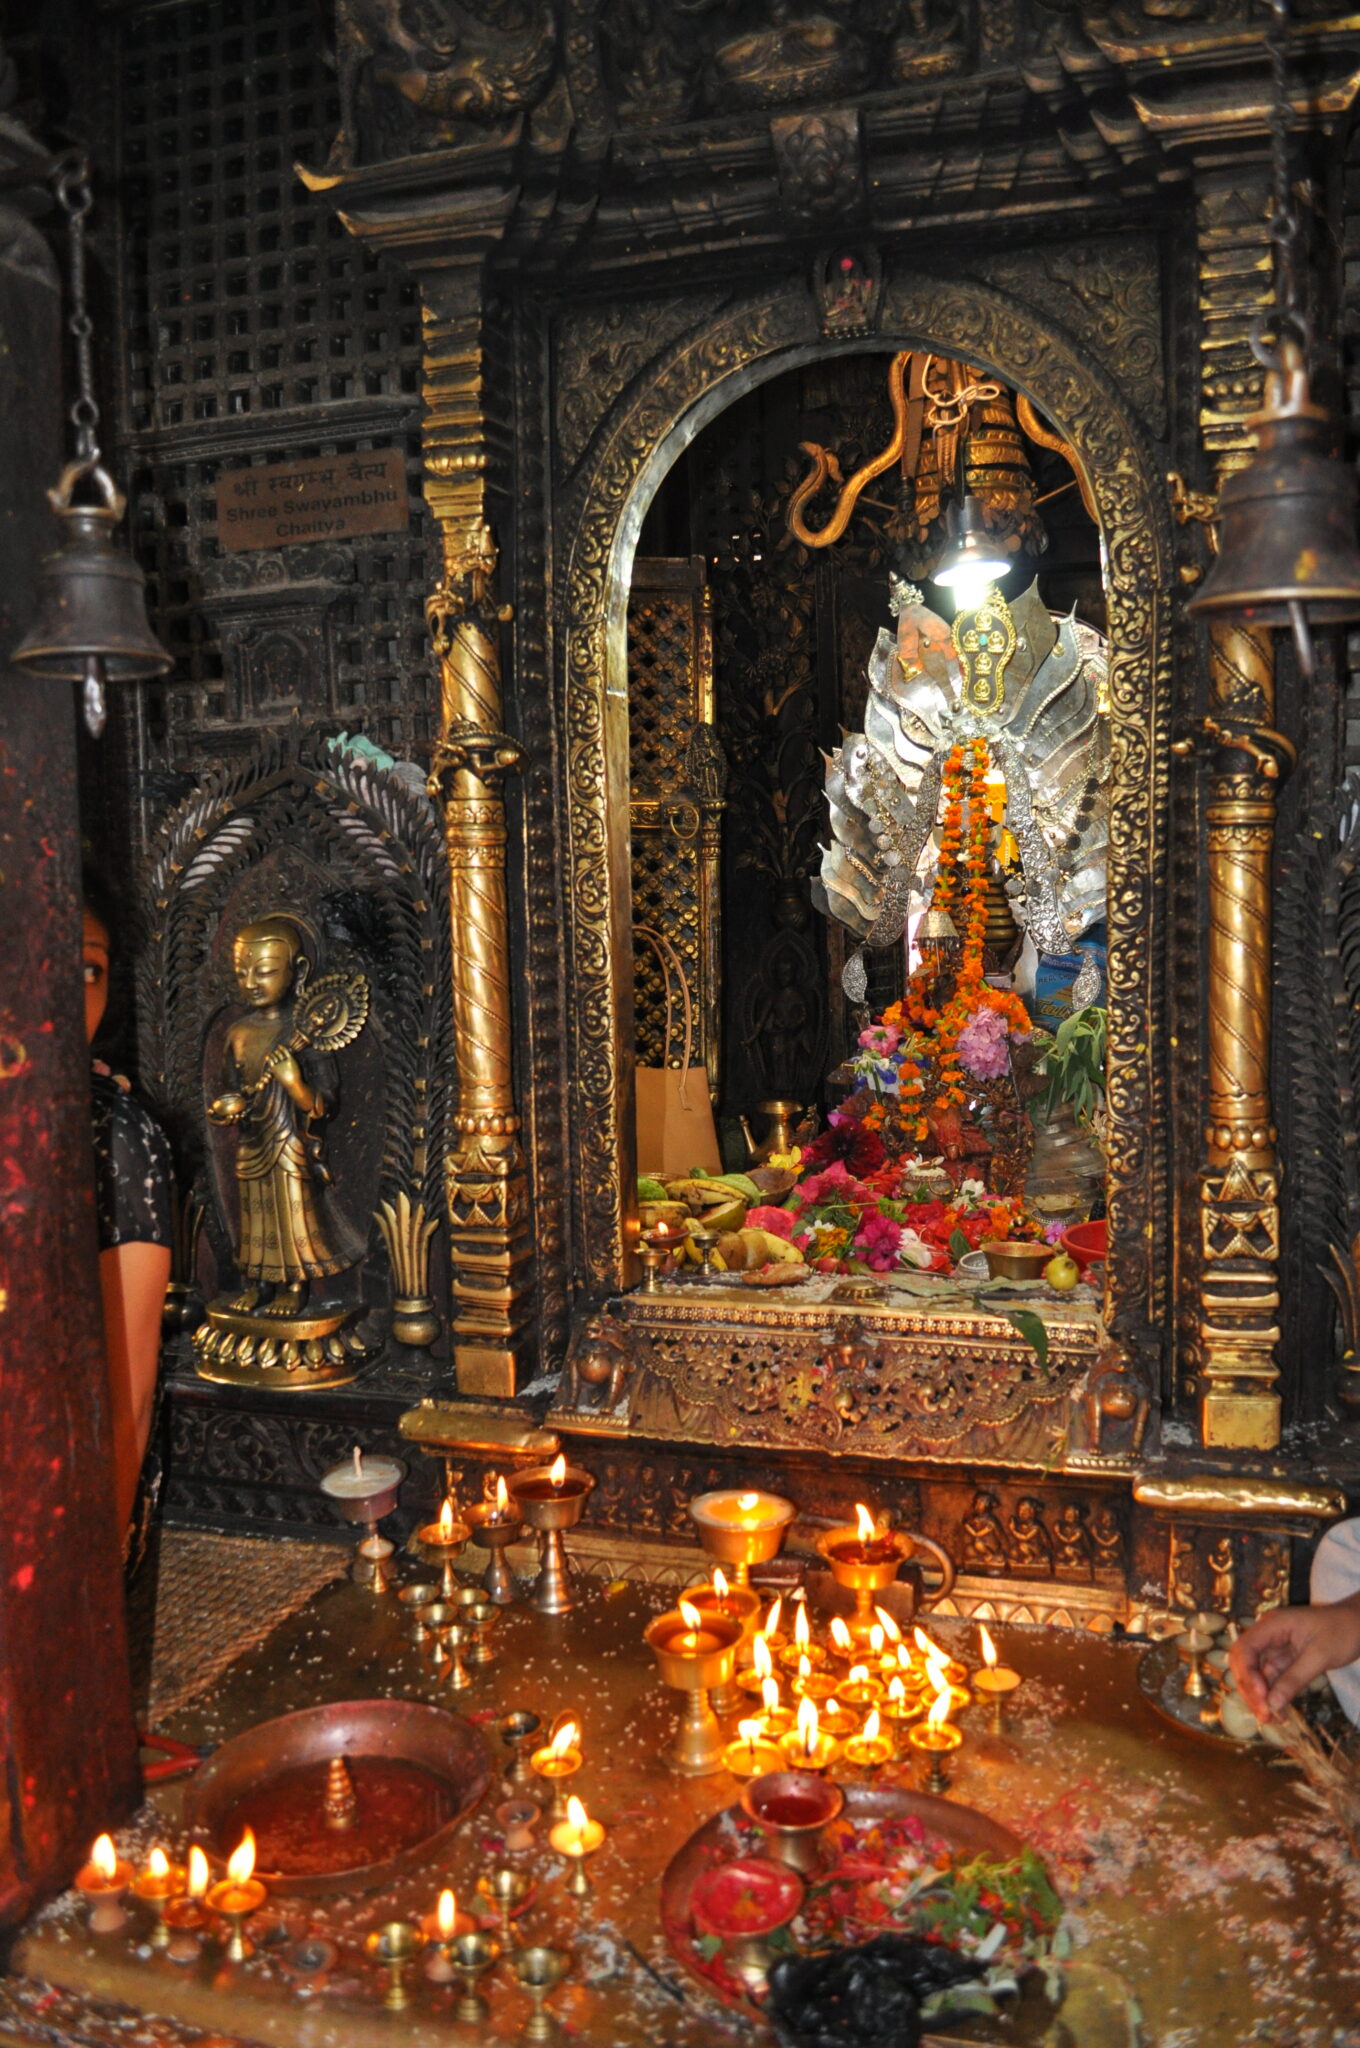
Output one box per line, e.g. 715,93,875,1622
556,272,1175,1374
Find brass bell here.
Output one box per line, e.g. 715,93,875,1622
12,459,171,733
1188,339,1360,676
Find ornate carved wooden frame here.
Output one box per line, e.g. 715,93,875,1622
555,272,1175,1380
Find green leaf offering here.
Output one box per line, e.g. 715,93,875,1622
949,1226,972,1263
1004,1308,1050,1371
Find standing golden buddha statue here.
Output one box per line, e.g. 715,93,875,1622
195,916,373,1387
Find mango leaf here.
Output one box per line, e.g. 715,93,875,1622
949,1226,971,1262
1004,1308,1050,1370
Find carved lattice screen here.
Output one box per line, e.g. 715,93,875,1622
106,0,436,801
628,557,724,1095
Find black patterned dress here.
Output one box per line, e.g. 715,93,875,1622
91,1067,174,1571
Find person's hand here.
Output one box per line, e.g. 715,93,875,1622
1229,1596,1360,1719
268,1049,301,1089
207,1091,246,1124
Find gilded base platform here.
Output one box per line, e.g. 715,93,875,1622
193,1301,374,1390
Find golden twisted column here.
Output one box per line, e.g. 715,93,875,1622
1196,618,1285,1448
426,520,532,1394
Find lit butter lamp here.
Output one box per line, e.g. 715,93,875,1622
754,1674,794,1739
416,1493,470,1601
762,1595,789,1649
163,1845,212,1964
548,1792,606,1896
738,1629,776,1700
817,1504,915,1649
882,1673,924,1741
723,1716,785,1780
842,1706,894,1774
817,1696,858,1739
530,1716,583,1819
972,1624,1023,1734
75,1833,134,1934
644,1596,744,1776
510,1454,596,1615
133,1845,185,1950
206,1829,267,1961
689,1488,797,1590
908,1680,963,1795
423,1886,475,1982
840,1661,884,1709
779,1696,840,1774
778,1598,826,1672
465,1473,523,1607
688,1567,761,1716
915,1626,970,1706
791,1652,837,1702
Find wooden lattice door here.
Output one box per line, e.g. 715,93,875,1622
628,557,726,1101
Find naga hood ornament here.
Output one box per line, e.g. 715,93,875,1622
815,580,1109,964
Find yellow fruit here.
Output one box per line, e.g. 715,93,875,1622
1044,1253,1080,1292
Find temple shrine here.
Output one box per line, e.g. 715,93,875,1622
1,2,1360,2043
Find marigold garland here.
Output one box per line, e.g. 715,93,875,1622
882,736,1029,1139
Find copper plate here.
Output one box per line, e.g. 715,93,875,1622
183,1698,491,1895
660,1782,1022,2027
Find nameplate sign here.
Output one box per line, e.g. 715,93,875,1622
219,449,409,552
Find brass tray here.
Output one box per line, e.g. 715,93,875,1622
183,1698,491,1895
1135,1638,1249,1748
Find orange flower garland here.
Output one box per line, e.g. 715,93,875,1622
883,737,1029,1140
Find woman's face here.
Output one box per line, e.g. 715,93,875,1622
83,908,110,1045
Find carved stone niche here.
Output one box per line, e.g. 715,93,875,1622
139,724,453,1390
197,545,356,744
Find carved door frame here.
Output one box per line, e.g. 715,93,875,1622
554,271,1175,1384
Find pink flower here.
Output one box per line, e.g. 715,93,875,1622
792,1160,866,1208
853,1210,903,1271
746,1205,795,1239
857,1022,902,1056
957,1004,1011,1081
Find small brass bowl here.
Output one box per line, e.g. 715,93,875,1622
980,1239,1051,1281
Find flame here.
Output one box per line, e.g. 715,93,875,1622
874,1607,903,1644
979,1624,998,1670
148,1847,169,1881
888,1675,906,1703
438,1496,455,1540
737,1718,761,1746
854,1502,876,1544
753,1633,773,1681
896,1644,914,1672
764,1596,783,1638
495,1474,510,1514
761,1676,782,1714
797,1654,812,1681
678,1598,703,1631
869,1623,885,1656
914,1626,945,1661
862,1709,882,1744
91,1835,118,1883
227,1829,256,1886
550,1455,567,1489
848,1663,870,1686
737,1491,759,1511
549,1719,580,1758
796,1694,819,1754
794,1602,810,1648
830,1617,852,1653
927,1683,953,1732
713,1567,729,1600
566,1794,589,1833
826,1697,842,1716
187,1846,209,1899
653,1219,670,1237
438,1888,457,1940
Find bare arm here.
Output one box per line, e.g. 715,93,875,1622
99,1241,172,1532
1229,1594,1360,1719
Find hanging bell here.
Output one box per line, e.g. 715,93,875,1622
1188,339,1360,675
12,460,171,734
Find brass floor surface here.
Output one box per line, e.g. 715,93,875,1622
6,1552,1360,2048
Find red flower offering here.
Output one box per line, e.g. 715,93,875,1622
691,1857,805,1942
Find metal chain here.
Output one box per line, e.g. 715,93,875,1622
52,149,99,465
1264,0,1308,357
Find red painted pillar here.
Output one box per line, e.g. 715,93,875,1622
0,200,140,1928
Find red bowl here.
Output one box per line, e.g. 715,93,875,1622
690,1856,804,1942
1061,1219,1107,1272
